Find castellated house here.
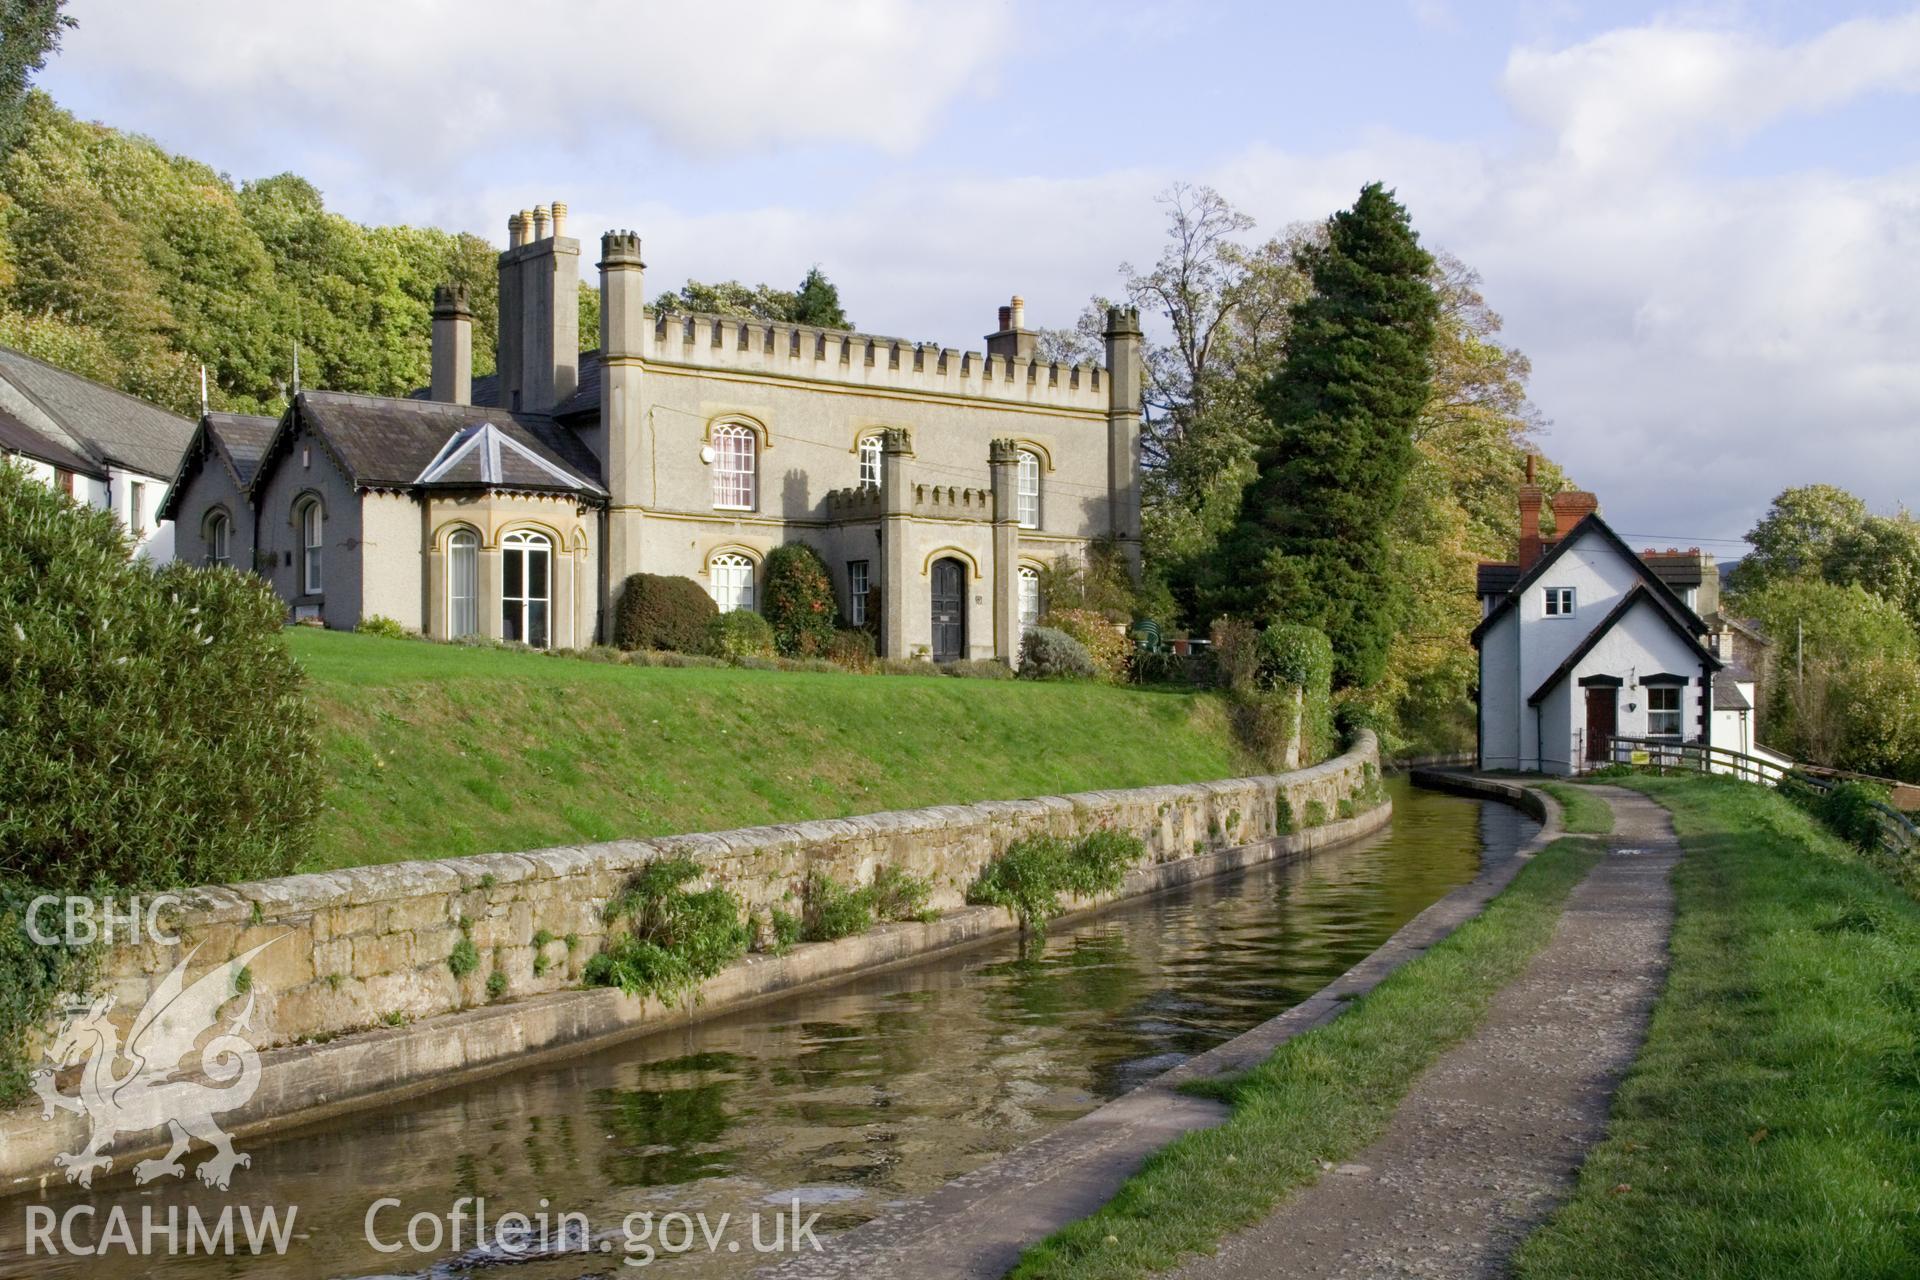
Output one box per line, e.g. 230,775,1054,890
161,202,1142,662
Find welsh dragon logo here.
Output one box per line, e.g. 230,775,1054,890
32,938,281,1190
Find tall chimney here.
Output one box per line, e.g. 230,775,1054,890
1517,454,1545,571
1551,490,1600,528
430,284,473,405
985,293,1035,360
496,201,580,414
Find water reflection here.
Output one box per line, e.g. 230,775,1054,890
0,777,1534,1280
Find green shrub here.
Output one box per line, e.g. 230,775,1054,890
943,658,1012,680
1261,622,1334,763
761,543,839,657
868,865,935,921
584,858,750,1005
703,610,776,662
825,628,876,671
769,907,802,953
0,460,322,891
1045,607,1132,681
1808,779,1894,850
801,869,873,942
613,573,718,653
1303,799,1329,828
354,614,412,640
1019,626,1097,680
1227,688,1298,772
966,829,1144,935
448,934,479,978
485,970,508,1000
0,879,96,1103
1209,616,1261,692
877,657,931,676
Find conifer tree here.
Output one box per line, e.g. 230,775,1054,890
791,265,851,329
1218,182,1437,689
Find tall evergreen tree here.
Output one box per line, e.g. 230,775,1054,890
791,265,851,329
1217,182,1438,689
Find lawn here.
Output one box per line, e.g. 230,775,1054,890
287,630,1247,872
1536,781,1615,834
1008,835,1603,1279
1513,776,1920,1277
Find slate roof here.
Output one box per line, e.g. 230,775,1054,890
1477,561,1520,596
1472,513,1713,647
0,345,194,479
204,412,277,487
277,391,605,497
1640,552,1706,590
411,349,605,422
0,405,105,478
415,421,598,493
1713,671,1753,711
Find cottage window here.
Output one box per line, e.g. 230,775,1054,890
1018,566,1041,637
130,480,147,534
712,424,756,510
501,530,551,648
297,498,323,594
1647,685,1683,738
207,511,232,567
1016,450,1040,529
448,529,479,638
711,552,755,614
848,559,870,627
1544,586,1575,616
858,435,882,489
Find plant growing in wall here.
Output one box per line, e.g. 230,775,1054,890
966,830,1144,937
584,858,750,1006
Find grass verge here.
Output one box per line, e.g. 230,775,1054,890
1513,776,1920,1278
287,630,1246,871
1009,835,1601,1279
1537,781,1615,834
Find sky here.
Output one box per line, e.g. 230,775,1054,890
38,0,1920,551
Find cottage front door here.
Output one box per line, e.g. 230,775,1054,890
931,558,966,662
1584,686,1617,764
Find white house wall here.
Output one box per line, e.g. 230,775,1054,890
1548,596,1714,774
1515,528,1646,701
1478,609,1523,770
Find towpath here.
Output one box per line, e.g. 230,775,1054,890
1168,783,1677,1280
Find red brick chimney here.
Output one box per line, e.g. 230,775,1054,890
1518,455,1545,570
1551,489,1600,528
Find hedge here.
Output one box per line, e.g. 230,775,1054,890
614,573,718,653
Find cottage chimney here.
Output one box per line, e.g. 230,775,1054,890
1551,490,1600,528
496,201,580,414
430,283,473,405
1517,455,1545,571
985,293,1036,361
550,201,567,238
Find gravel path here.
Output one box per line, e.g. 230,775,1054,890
1168,784,1677,1280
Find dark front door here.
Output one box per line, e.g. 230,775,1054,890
1584,686,1617,763
931,558,966,662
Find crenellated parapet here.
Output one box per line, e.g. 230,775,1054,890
825,484,884,520
912,482,992,519
642,310,1106,412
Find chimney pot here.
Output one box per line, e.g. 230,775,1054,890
1010,295,1026,329
532,205,551,239
550,201,567,238
507,212,525,248
997,305,1012,331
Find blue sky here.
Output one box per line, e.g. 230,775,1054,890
41,1,1920,551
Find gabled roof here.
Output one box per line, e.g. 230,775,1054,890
1713,671,1752,711
0,345,194,479
0,405,106,478
415,421,598,493
259,391,605,498
1471,512,1712,647
1527,584,1722,707
158,411,280,522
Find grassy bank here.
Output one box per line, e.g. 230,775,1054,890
288,630,1247,872
1537,781,1615,834
1008,835,1601,1279
1514,776,1920,1278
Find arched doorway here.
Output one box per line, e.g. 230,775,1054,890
931,557,966,662
501,529,552,648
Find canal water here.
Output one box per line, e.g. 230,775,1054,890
1,777,1536,1279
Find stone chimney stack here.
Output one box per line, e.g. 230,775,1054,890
430,284,473,405
1103,304,1143,565
496,199,580,414
988,438,1022,664
985,293,1036,361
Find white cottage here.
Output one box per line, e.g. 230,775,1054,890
1473,479,1722,775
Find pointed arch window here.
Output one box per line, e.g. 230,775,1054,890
858,433,883,489
206,510,232,567
712,424,756,510
710,552,755,614
502,529,551,648
1016,450,1040,529
447,528,479,638
1018,566,1041,636
296,496,323,593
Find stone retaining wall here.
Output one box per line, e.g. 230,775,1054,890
85,735,1380,1054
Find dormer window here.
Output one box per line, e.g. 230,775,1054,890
1544,586,1575,617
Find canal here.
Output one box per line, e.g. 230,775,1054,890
1,776,1536,1279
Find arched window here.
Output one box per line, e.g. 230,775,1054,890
296,497,323,593
712,424,756,510
1016,450,1040,529
710,552,754,614
1018,566,1041,637
206,510,232,567
858,433,882,489
502,529,551,648
447,528,479,638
